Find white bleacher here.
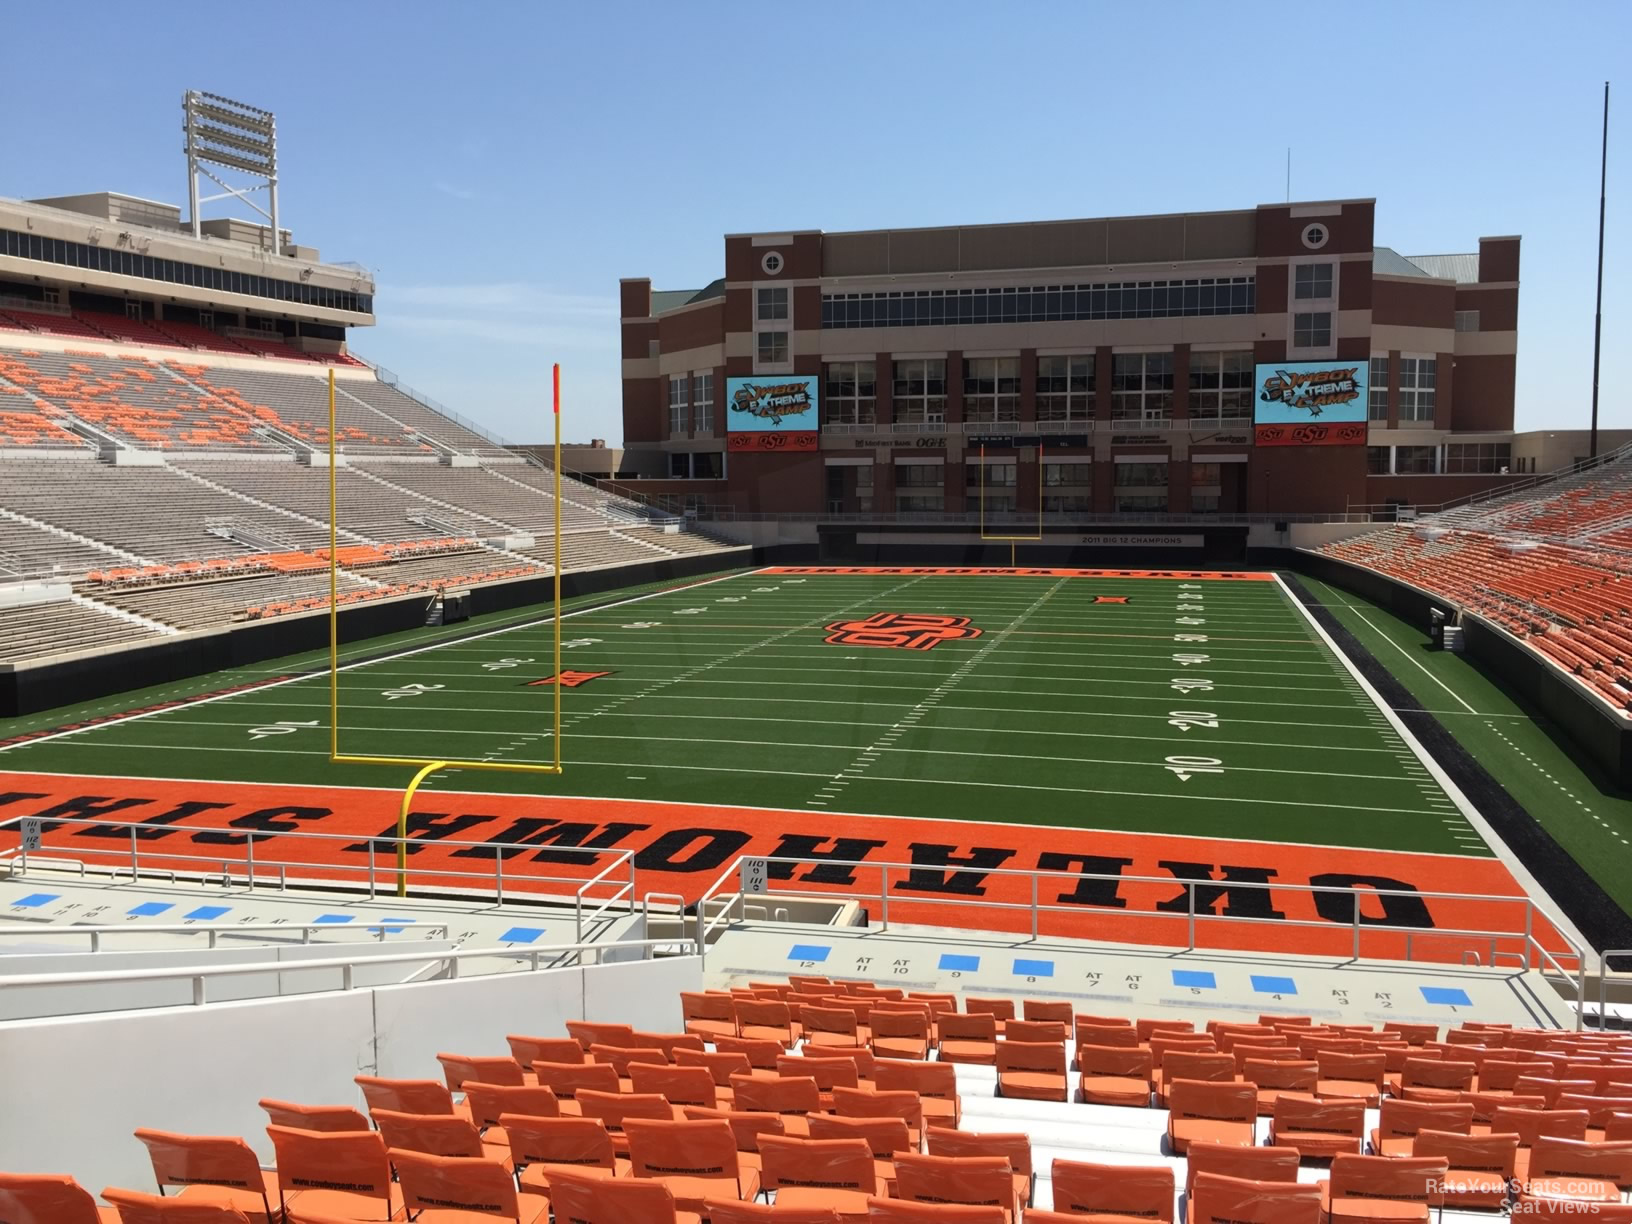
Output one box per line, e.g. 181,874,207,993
0,598,161,661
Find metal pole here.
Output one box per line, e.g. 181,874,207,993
130,826,139,882
1353,892,1361,961
1030,873,1039,941
879,866,889,931
1187,882,1196,951
1589,81,1610,458
328,368,339,759
553,364,563,772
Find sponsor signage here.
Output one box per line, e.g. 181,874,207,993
1075,534,1203,548
726,376,819,452
968,434,1090,449
1253,360,1368,447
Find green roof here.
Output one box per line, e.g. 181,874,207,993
651,278,726,315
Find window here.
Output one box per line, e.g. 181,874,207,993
1043,493,1092,512
892,358,946,424
1037,355,1094,421
693,452,724,480
963,357,1020,423
820,276,1255,329
1292,312,1332,348
1111,353,1174,422
667,375,689,435
756,331,789,365
1115,462,1169,488
1444,442,1512,474
1294,263,1333,299
824,361,876,426
1454,310,1480,333
693,372,715,434
669,452,691,478
757,287,789,321
1188,351,1254,422
1395,445,1437,474
966,462,1016,488
894,464,944,512
1044,462,1093,486
1398,357,1437,422
1368,446,1392,475
1368,356,1390,421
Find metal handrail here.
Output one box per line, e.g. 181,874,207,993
0,921,449,951
1598,947,1632,1028
688,854,1586,1026
0,936,699,1006
0,815,634,916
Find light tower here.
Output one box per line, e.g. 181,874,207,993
182,90,282,254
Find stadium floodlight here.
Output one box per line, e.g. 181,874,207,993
183,90,283,254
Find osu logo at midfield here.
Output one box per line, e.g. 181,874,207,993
824,613,982,651
524,670,613,688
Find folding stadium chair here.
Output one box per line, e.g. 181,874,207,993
630,1061,719,1110
757,1134,883,1217
802,1004,864,1049
1494,1106,1592,1181
436,1052,524,1092
1137,1017,1197,1041
681,991,739,1041
1397,1057,1477,1099
1165,1079,1258,1153
460,1081,560,1137
389,1149,549,1222
712,1036,783,1070
1267,1094,1366,1158
353,1074,462,1118
1241,1059,1320,1114
506,1034,584,1068
566,1020,636,1051
1369,1098,1475,1156
1155,1050,1236,1106
926,1128,1033,1209
0,1172,120,1223
1022,998,1073,1026
831,1086,925,1147
532,1058,619,1112
735,999,799,1048
1002,1019,1067,1045
131,1129,281,1223
873,1060,960,1126
964,997,1014,1035
1075,1023,1142,1049
1187,1172,1323,1224
702,1201,842,1224
938,1013,999,1065
778,1054,861,1106
892,1153,1018,1223
676,1048,754,1090
1047,1158,1174,1222
681,1105,788,1173
869,1007,932,1061
633,1030,709,1060
1474,1057,1554,1096
1319,1153,1447,1223
502,1114,622,1194
809,1045,876,1084
863,1201,1006,1223
1559,1093,1632,1141
994,1040,1068,1102
624,1118,761,1212
98,1190,252,1224
591,1042,671,1087
1183,1141,1301,1200
575,1089,674,1155
1519,1135,1632,1203
1076,1043,1155,1107
730,1072,821,1135
1314,1051,1388,1106
265,1124,400,1222
370,1107,495,1159
809,1115,915,1197
257,1099,370,1133
1410,1128,1519,1210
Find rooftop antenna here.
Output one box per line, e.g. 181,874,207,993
1590,81,1609,459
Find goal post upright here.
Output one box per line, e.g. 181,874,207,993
977,441,1045,551
326,366,565,897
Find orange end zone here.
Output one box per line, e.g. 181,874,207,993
759,567,1278,580
0,770,1566,964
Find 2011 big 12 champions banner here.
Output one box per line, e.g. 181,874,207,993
1253,360,1369,446
725,375,819,452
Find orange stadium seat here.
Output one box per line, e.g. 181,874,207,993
0,1172,121,1223
130,1129,280,1223
1048,1158,1174,1221
1188,1172,1323,1224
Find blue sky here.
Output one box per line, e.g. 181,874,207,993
4,2,1627,445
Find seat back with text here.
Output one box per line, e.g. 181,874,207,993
779,1055,861,1093
864,1200,1007,1223
370,1108,484,1157
833,1086,925,1132
258,1099,370,1133
940,1013,998,1043
1004,1020,1067,1045
702,1199,841,1223
875,1060,958,1103
730,1072,821,1117
1326,1154,1447,1209
965,998,1015,1022
462,1081,560,1130
265,1125,392,1214
99,1188,253,1224
681,1106,788,1155
1411,1129,1519,1179
575,1089,673,1136
532,1059,619,1100
927,1128,1032,1179
499,1114,617,1171
1162,1051,1237,1083
1491,1106,1591,1145
566,1020,636,1050
1373,1098,1475,1145
758,1135,876,1194
676,1047,753,1085
0,1172,108,1224
1183,1142,1301,1198
1023,999,1073,1025
1049,1158,1174,1221
1168,1079,1258,1124
1188,1172,1322,1224
389,1149,525,1219
437,1052,525,1092
996,1040,1067,1076
132,1129,271,1216
625,1118,747,1189
353,1075,455,1116
1525,1136,1632,1189
507,1034,584,1066
1400,1058,1477,1093
894,1153,1015,1214
631,1061,719,1107
809,1113,915,1158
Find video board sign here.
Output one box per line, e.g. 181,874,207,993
1253,360,1368,447
725,376,819,452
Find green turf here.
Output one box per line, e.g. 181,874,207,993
1299,575,1632,912
0,568,1490,857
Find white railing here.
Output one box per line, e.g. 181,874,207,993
0,921,450,951
0,936,698,1008
690,854,1588,1027
0,815,637,945
1597,948,1632,1029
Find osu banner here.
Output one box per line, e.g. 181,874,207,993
726,376,819,452
1254,360,1368,447
0,771,1564,962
